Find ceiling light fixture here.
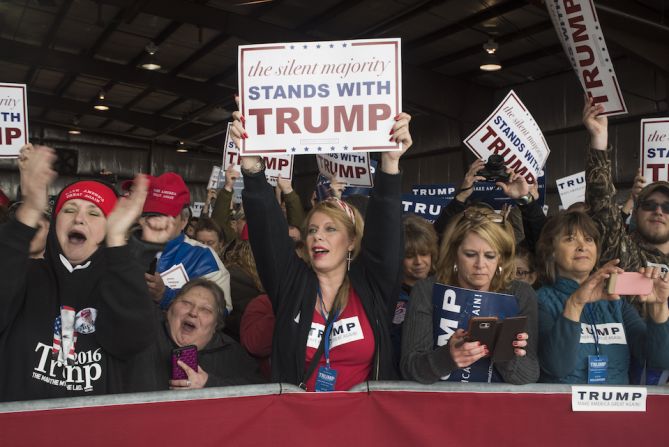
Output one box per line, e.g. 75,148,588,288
176,141,189,153
140,42,162,71
480,39,502,72
68,117,81,135
93,90,110,111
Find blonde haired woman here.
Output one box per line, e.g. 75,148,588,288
231,112,413,391
401,207,539,384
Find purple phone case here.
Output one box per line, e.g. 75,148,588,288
171,345,198,380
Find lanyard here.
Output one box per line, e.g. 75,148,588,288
585,304,600,356
317,286,340,366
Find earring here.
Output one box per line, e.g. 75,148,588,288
453,264,458,273
347,251,352,271
498,266,502,274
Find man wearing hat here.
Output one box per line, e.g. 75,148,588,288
130,172,232,313
584,98,669,272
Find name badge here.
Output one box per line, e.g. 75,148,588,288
315,365,338,392
588,355,608,384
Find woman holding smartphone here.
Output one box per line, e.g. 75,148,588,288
536,211,669,384
126,278,262,391
401,204,539,384
229,111,412,391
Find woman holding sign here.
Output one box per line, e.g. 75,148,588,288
536,211,669,384
229,112,411,391
401,206,539,384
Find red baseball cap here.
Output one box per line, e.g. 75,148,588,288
142,173,190,217
54,181,118,217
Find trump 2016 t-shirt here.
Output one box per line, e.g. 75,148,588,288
304,288,374,391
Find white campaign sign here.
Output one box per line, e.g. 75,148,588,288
556,171,586,208
572,386,647,412
222,123,293,186
190,201,205,218
463,90,549,184
0,83,29,158
207,166,224,190
238,38,402,155
316,152,373,187
546,0,627,116
640,118,669,182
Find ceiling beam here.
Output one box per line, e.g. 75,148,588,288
421,20,550,70
404,0,528,50
0,38,233,104
353,0,449,38
27,91,209,137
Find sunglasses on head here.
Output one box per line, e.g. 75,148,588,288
638,200,669,213
463,203,510,224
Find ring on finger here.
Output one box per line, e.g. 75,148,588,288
186,380,191,387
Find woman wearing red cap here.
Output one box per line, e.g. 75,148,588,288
230,112,412,391
0,144,156,401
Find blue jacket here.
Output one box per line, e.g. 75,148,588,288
157,234,231,312
537,277,669,384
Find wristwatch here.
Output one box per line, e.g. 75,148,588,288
515,193,535,206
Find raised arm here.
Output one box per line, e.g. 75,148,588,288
0,144,56,333
583,97,640,269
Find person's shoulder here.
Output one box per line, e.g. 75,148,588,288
508,280,536,298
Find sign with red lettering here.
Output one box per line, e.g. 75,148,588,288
0,83,28,158
223,123,293,186
463,90,549,184
238,39,402,156
316,153,373,188
640,118,669,182
546,0,627,117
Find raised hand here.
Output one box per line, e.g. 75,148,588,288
224,163,240,192
455,159,486,203
16,144,57,228
381,112,412,174
582,95,608,150
140,214,179,245
106,174,149,247
497,170,531,200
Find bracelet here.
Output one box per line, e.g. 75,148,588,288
515,193,535,206
457,185,473,193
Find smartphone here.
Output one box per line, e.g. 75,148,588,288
492,316,528,363
171,345,198,380
466,317,498,355
606,272,653,296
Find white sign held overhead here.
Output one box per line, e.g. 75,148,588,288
545,0,627,116
640,118,669,182
463,90,550,184
222,123,293,186
556,171,586,209
316,152,373,188
207,166,224,190
0,83,29,158
238,38,402,156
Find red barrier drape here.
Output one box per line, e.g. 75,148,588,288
1,390,664,447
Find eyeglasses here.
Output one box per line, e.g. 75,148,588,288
638,200,669,214
463,203,510,224
516,269,534,277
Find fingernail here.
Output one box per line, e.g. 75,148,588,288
240,115,246,124
389,137,394,142
243,132,249,139
389,128,394,135
394,114,401,121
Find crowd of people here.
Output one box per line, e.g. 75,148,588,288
1,96,668,403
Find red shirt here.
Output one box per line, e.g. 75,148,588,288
304,288,374,391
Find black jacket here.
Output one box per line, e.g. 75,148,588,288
123,313,264,392
0,218,155,402
242,168,402,387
